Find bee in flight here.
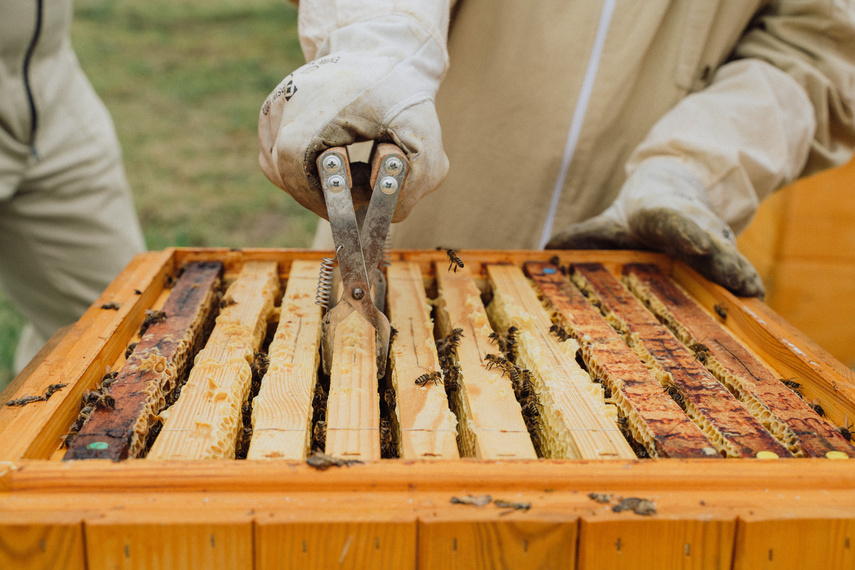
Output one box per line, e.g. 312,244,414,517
445,249,464,273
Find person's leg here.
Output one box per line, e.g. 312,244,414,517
0,55,145,373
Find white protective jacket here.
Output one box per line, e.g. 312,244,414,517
304,1,855,251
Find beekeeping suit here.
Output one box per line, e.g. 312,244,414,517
0,0,145,375
260,0,855,297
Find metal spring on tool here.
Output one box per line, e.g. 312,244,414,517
315,246,340,309
382,234,393,268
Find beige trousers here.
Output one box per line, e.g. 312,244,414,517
0,45,145,376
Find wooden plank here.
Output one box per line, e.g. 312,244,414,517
325,310,380,461
572,263,790,458
525,262,718,459
7,458,855,495
170,247,673,284
84,520,252,570
256,520,416,570
0,250,174,460
147,261,280,460
623,263,855,459
386,261,459,459
577,517,735,570
670,262,855,430
65,261,223,460
418,519,576,570
248,260,323,460
0,521,85,570
434,264,536,459
733,516,855,570
486,264,636,460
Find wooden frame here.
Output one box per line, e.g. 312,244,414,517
1,248,854,570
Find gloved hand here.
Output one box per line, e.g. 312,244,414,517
258,4,450,222
546,159,765,297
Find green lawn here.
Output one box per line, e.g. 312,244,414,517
0,0,313,390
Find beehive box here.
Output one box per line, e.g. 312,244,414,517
2,248,855,570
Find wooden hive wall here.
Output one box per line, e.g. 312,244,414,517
1,248,855,570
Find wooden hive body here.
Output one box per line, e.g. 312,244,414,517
1,248,854,570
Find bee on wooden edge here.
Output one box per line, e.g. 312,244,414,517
139,309,167,336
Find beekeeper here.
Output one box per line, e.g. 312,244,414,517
259,1,855,298
1,0,145,375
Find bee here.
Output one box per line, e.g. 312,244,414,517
312,420,327,451
312,383,328,412
689,343,711,365
484,353,507,371
520,395,539,418
100,302,121,310
714,304,728,321
125,342,138,358
515,373,537,400
446,249,464,273
778,378,803,398
42,383,68,401
83,390,115,410
505,363,520,384
380,419,393,457
494,499,531,511
5,395,45,407
390,326,398,344
251,352,270,379
838,423,852,442
810,401,826,418
101,372,119,389
504,326,519,357
444,364,462,394
219,296,237,309
415,371,443,387
488,331,506,352
450,494,492,507
139,309,167,335
665,383,685,408
306,450,362,470
436,328,464,361
549,324,570,342
384,388,397,411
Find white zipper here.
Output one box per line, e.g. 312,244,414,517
538,0,616,249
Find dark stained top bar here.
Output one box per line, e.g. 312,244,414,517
571,263,791,459
64,261,223,461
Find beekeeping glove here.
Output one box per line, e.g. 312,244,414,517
259,2,451,222
546,159,765,297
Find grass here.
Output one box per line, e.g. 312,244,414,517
0,0,313,391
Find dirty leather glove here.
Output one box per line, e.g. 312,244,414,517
546,159,765,297
258,4,450,222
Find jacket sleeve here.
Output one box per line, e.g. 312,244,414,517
625,1,855,233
